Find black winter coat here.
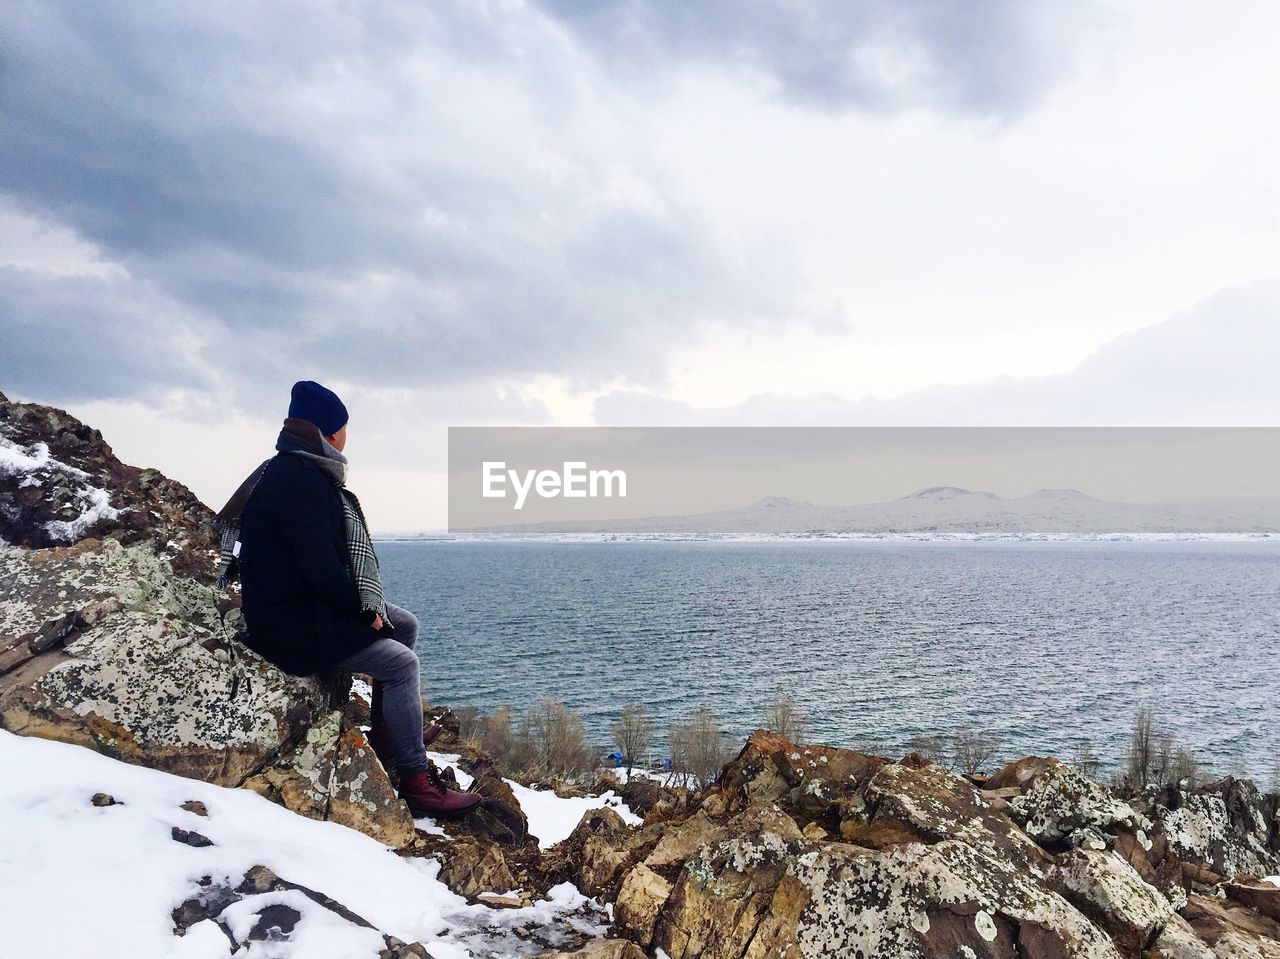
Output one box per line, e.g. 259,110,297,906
238,453,379,675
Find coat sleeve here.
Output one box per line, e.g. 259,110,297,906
272,466,361,616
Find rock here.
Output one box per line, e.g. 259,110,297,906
180,800,209,817
436,836,517,898
1143,778,1280,881
614,863,672,944
172,826,214,847
1183,893,1280,957
1052,848,1174,954
0,536,412,847
565,731,1280,959
1227,879,1280,923
535,940,647,959
454,755,530,846
0,391,218,582
91,792,118,807
989,756,1151,852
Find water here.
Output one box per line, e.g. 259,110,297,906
378,539,1280,781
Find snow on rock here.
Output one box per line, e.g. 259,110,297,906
505,780,641,851
0,730,611,958
0,390,218,582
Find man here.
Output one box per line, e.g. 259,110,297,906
217,380,480,818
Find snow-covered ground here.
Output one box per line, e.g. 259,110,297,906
0,731,627,958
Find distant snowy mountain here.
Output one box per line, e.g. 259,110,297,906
465,486,1280,539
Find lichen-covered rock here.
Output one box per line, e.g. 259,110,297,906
1143,778,1280,881
0,539,332,785
989,756,1151,852
845,757,1049,873
1052,848,1175,953
568,731,1280,959
0,537,415,848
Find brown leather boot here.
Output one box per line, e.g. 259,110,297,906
400,764,482,818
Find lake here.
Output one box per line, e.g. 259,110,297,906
377,539,1280,781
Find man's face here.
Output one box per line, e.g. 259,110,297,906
326,423,348,452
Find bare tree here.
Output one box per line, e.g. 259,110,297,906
1122,707,1203,790
762,696,806,744
953,725,1000,776
908,733,949,769
524,698,594,781
1071,741,1102,781
611,703,653,776
1124,707,1158,788
669,708,736,789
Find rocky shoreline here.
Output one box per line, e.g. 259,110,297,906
3,391,1280,958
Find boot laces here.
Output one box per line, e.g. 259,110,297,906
426,763,448,792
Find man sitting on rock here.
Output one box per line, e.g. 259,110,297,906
216,380,481,818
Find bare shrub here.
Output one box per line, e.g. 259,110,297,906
1123,707,1201,790
1071,742,1102,781
762,696,806,744
907,733,950,769
453,705,482,746
611,703,653,776
669,708,736,789
953,725,1000,776
524,698,595,781
479,706,536,773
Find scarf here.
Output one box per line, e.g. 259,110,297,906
214,419,388,624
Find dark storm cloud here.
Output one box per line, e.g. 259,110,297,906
0,0,800,408
0,267,215,402
532,0,1102,116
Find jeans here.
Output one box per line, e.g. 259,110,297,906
336,601,429,774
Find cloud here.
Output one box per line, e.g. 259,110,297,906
0,1,806,409
593,279,1280,426
532,0,1105,117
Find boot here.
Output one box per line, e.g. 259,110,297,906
399,764,482,818
422,722,443,748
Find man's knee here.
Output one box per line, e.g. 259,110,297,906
387,605,419,647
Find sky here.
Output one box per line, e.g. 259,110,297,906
2,0,1278,531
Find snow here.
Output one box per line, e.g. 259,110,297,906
0,435,120,542
0,731,622,958
0,437,54,473
504,780,641,850
43,483,120,540
1266,876,1280,888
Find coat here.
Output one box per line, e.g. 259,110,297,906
238,452,380,675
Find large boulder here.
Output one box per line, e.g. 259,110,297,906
0,537,414,847
1140,778,1280,881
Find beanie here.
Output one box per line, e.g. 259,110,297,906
288,380,349,436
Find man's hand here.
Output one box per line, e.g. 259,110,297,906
371,613,383,630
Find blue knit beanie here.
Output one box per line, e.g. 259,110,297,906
288,380,349,436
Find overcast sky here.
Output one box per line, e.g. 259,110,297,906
2,0,1278,531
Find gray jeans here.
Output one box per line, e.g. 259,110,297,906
337,601,430,774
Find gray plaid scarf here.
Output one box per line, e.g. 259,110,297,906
214,418,387,624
